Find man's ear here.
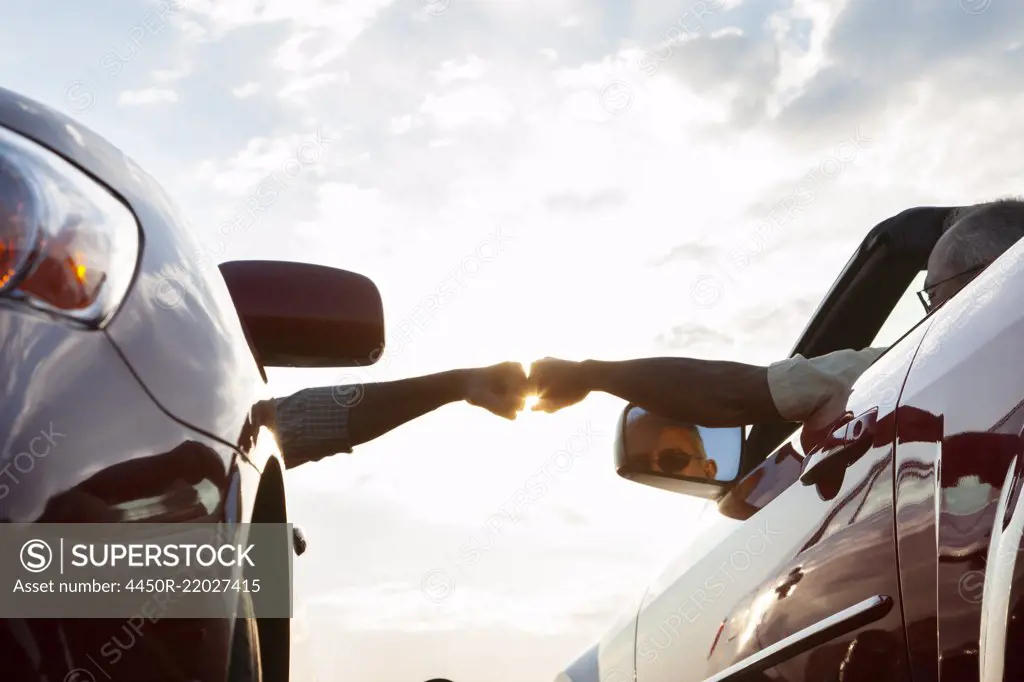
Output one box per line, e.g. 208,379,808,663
706,459,718,479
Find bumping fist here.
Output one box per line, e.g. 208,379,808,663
464,361,530,420
527,357,592,414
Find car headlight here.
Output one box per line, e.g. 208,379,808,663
0,124,141,327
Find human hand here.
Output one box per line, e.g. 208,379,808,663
527,357,592,413
464,361,530,420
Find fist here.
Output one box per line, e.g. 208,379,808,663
464,361,530,420
528,357,591,413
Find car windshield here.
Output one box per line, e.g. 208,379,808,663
870,270,928,348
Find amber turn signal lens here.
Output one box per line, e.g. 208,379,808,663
0,159,39,292
0,125,140,326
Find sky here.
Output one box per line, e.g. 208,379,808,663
3,0,1024,680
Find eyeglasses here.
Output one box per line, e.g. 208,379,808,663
656,448,701,472
916,263,989,313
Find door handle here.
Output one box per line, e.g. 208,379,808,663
800,408,879,486
293,525,307,556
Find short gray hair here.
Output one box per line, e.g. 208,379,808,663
940,198,1024,271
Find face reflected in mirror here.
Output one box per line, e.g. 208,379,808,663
623,406,741,483
625,409,716,480
652,424,718,479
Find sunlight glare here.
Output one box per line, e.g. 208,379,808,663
520,359,539,414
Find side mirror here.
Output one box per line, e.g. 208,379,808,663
219,260,385,368
614,404,743,499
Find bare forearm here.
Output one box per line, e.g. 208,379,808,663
274,370,470,468
347,369,469,446
580,357,782,427
277,361,524,467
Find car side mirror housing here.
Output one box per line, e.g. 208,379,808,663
219,260,385,368
614,403,743,499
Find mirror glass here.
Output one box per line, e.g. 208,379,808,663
621,405,742,483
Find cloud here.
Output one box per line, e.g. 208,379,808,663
278,72,342,100
542,188,628,213
117,87,179,105
433,55,489,84
180,0,396,33
232,81,262,98
389,113,423,135
652,30,782,128
655,324,736,352
177,0,397,111
303,181,391,232
151,66,192,83
650,242,725,267
775,0,1024,136
611,0,1024,160
274,28,348,71
731,295,821,338
419,84,515,129
192,125,340,198
11,2,1022,676
141,0,1024,368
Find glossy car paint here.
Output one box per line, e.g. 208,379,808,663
559,235,1024,682
629,323,927,682
0,87,271,466
894,238,1024,682
564,326,924,681
0,88,286,681
556,597,644,682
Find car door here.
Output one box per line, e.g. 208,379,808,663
636,330,924,682
633,207,952,682
892,236,1024,682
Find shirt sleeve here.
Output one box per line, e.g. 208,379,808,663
274,385,354,468
767,347,888,423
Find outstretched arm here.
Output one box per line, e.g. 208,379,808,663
276,362,526,468
530,357,780,427
587,357,781,427
529,348,886,427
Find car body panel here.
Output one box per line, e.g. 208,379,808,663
557,596,646,682
894,236,1024,682
0,86,272,473
553,207,967,682
741,206,948,470
559,222,1024,682
632,325,927,682
0,310,251,525
0,88,285,681
979,433,1024,682
0,302,254,681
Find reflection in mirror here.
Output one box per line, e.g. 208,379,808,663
622,405,742,483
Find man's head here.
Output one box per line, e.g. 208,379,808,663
652,424,718,480
626,410,719,480
922,198,1024,311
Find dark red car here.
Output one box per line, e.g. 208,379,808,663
555,206,1024,682
0,87,386,681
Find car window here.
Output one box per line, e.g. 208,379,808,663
870,270,928,348
741,272,928,457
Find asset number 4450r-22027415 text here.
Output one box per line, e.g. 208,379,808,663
124,578,261,593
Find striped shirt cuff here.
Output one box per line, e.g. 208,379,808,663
274,385,354,468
